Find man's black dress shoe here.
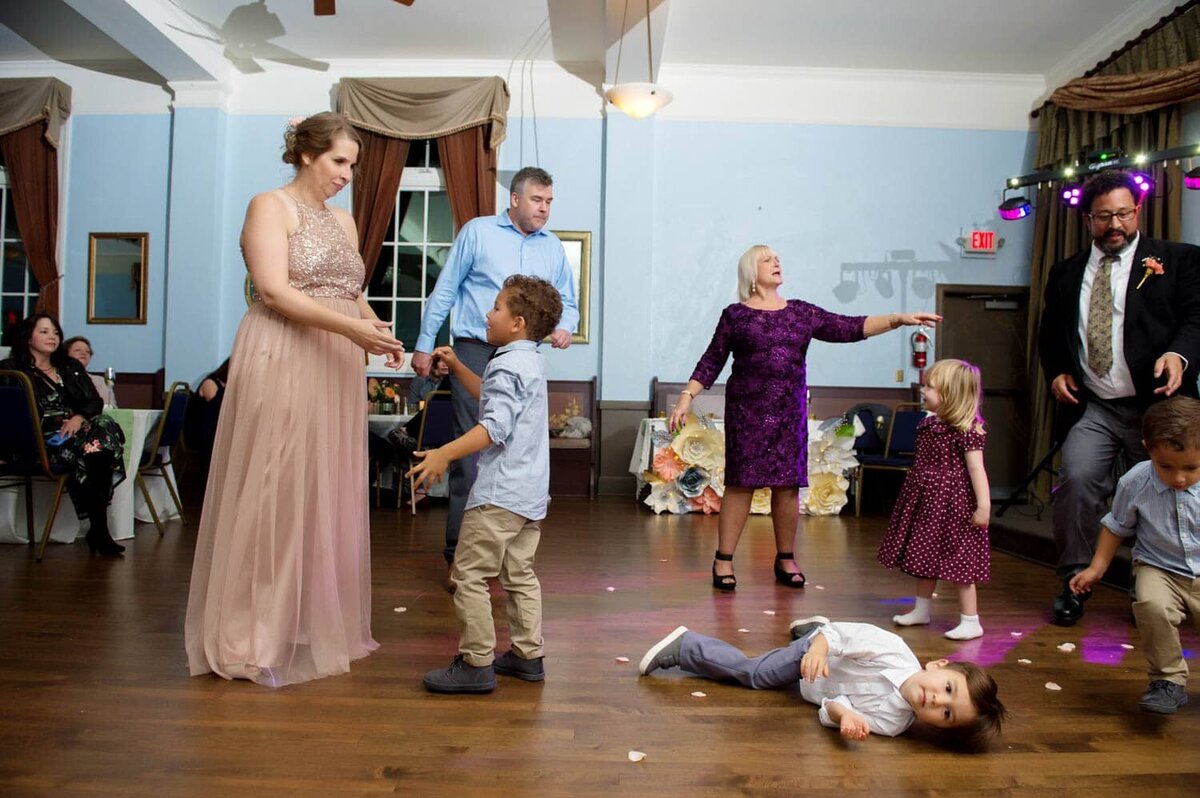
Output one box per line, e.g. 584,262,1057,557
1051,583,1090,626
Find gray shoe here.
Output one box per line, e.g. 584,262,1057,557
423,655,496,694
494,650,545,682
639,626,688,675
1138,680,1188,714
789,615,831,640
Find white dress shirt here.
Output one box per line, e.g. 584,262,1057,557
1077,236,1137,399
797,622,922,737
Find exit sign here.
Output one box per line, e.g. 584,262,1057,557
960,229,1001,258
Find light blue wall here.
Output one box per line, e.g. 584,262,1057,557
63,114,171,374
627,121,1034,397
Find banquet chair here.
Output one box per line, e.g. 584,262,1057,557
407,389,454,515
0,370,71,562
136,381,190,535
853,402,925,516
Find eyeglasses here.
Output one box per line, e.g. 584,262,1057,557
1087,208,1138,224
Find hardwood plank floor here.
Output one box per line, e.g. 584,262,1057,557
1,496,1197,796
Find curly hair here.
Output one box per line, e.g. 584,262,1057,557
282,112,362,168
501,275,563,341
1080,169,1141,214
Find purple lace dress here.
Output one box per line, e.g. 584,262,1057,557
690,300,866,487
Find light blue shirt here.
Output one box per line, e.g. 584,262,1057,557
1102,460,1200,579
415,211,579,353
467,339,550,521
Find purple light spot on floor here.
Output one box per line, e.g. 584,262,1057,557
879,597,912,606
1079,630,1136,666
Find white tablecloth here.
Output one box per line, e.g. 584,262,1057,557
0,408,179,544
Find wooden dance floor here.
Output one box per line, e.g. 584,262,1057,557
2,496,1198,796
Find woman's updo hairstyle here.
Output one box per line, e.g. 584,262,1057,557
282,112,362,168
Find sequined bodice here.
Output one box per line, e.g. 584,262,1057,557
285,199,364,299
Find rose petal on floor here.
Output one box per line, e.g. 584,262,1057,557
814,585,825,590
737,628,750,633
606,586,616,592
1121,643,1134,650
615,656,630,663
1009,631,1023,637
659,559,668,562
1045,682,1062,691
1057,643,1076,652
1018,658,1032,664
762,610,776,616
393,607,406,613
931,592,939,598
691,691,707,697
628,751,646,763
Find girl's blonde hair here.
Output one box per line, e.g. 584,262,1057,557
925,359,984,433
736,245,772,301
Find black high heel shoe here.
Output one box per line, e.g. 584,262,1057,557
712,550,736,591
774,552,805,588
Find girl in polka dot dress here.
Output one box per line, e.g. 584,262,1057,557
877,359,991,641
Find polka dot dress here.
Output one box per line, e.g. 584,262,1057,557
877,415,991,583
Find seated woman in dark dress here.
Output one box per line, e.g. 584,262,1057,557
1,314,127,556
670,245,939,591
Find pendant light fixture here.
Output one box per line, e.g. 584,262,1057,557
605,0,673,119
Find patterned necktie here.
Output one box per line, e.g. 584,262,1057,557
1086,255,1117,376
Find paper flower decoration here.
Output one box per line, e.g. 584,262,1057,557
670,421,725,471
749,487,773,514
707,467,726,497
646,482,689,514
652,447,685,482
676,465,711,498
803,472,850,515
689,486,722,514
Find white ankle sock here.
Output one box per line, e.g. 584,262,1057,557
893,597,932,626
944,614,983,640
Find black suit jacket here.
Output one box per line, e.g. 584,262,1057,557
1038,236,1200,420
0,357,104,423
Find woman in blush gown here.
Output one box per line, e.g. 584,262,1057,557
670,245,939,591
185,113,405,687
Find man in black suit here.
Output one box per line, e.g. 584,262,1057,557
1038,169,1200,626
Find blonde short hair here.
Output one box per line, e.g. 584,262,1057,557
736,245,772,301
925,359,984,433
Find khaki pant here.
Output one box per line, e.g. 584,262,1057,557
452,504,543,667
1132,562,1200,686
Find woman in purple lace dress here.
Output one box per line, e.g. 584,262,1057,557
669,245,939,590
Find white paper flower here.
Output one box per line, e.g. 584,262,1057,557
671,422,725,470
749,487,773,514
645,482,688,514
707,467,726,498
803,472,850,516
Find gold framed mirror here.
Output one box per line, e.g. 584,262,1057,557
87,232,148,324
550,230,590,344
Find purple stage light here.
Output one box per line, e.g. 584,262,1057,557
1060,185,1082,207
998,196,1031,220
1185,167,1200,190
1131,172,1153,194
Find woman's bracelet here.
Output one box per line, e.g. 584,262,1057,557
680,389,694,399
889,313,899,329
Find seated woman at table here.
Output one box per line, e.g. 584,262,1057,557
1,314,127,556
184,357,230,462
63,336,118,408
670,245,939,591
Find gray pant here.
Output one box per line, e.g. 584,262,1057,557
445,338,496,563
1053,397,1146,580
679,631,816,689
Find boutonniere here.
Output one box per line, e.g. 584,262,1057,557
1136,256,1164,290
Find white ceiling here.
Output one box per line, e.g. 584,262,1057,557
0,0,1187,92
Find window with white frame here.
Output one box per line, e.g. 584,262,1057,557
1,165,39,347
364,139,453,351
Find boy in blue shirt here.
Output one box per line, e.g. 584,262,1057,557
409,275,563,694
1071,396,1200,714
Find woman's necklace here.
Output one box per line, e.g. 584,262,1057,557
35,362,60,384
284,188,324,212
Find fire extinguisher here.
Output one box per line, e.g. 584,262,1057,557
910,326,930,369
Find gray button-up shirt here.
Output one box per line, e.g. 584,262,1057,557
1102,460,1200,579
466,339,550,521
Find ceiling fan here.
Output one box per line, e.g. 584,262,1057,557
314,0,414,15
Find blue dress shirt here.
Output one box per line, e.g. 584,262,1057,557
1102,460,1200,579
416,210,580,353
467,339,550,521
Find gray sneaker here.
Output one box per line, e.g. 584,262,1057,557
423,655,496,694
494,650,545,682
639,626,688,675
1138,680,1188,714
789,615,831,641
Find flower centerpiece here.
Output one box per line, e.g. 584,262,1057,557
642,413,731,514
368,378,399,414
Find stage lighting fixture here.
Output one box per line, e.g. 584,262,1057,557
998,195,1031,220
1060,185,1082,207
1185,167,1200,190
1131,171,1153,195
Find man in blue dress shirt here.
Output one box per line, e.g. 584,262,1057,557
411,167,579,579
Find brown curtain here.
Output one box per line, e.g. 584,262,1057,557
437,124,498,230
1022,2,1197,499
0,122,62,315
350,130,408,289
